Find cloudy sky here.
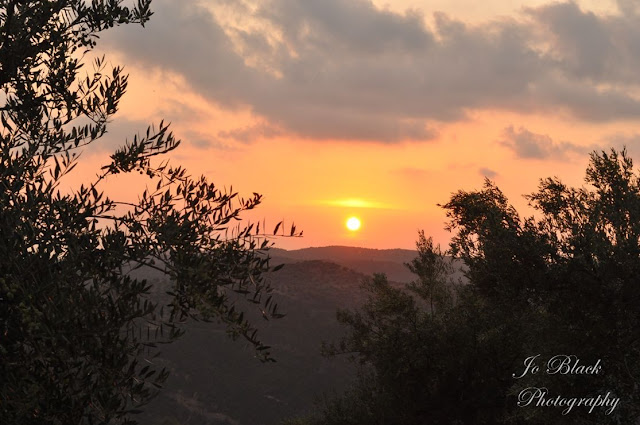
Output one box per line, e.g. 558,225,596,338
83,0,640,249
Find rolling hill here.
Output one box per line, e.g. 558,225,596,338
269,246,419,283
137,245,459,425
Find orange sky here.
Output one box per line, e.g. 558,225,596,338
76,0,640,250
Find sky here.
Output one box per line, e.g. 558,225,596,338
77,0,640,250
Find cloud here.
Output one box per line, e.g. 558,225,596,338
261,0,433,55
530,2,613,80
500,125,593,159
318,198,394,209
479,167,498,178
617,0,640,16
92,117,160,153
99,0,640,143
217,122,284,143
601,132,640,158
393,167,432,180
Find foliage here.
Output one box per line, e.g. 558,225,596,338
445,149,640,423
405,230,454,315
0,1,290,424
305,149,640,424
315,239,496,425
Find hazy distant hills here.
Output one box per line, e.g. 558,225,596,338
269,246,419,283
138,246,435,425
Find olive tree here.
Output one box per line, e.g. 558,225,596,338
0,1,289,424
305,149,640,425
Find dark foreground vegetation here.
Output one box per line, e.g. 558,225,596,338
0,2,294,424
292,149,640,425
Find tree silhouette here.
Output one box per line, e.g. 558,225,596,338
0,2,291,423
304,149,640,425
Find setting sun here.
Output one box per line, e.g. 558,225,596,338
346,217,361,232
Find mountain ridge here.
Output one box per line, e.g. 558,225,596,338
138,245,464,425
268,245,419,283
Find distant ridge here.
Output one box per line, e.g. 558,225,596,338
140,257,373,425
269,246,419,283
138,245,465,425
270,245,417,262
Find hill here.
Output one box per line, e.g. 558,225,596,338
140,259,371,425
269,246,419,283
138,246,461,425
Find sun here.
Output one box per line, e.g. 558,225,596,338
346,216,361,232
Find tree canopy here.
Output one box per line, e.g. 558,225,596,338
0,1,290,423
303,149,640,425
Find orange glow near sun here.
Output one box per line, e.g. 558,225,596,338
346,217,361,232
